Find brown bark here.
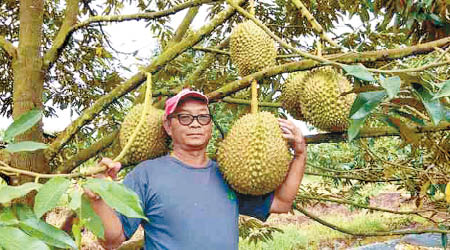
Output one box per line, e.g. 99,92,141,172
11,0,47,192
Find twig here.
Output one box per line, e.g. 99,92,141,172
290,0,340,48
221,97,281,107
297,194,432,215
192,46,230,55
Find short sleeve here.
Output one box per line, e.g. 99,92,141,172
115,168,146,240
237,192,274,221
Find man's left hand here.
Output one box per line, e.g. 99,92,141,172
278,119,306,157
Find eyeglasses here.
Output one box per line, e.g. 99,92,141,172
169,114,212,126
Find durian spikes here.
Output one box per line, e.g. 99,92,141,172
251,79,258,114
114,73,153,162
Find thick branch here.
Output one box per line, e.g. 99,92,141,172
206,36,450,101
42,0,80,70
43,0,217,69
171,6,200,44
55,130,118,174
221,97,280,107
294,205,450,236
0,35,17,59
46,0,244,162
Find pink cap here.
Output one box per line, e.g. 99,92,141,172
164,89,209,117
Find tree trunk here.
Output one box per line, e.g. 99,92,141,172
11,0,47,194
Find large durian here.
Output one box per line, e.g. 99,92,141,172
230,20,277,77
217,81,292,195
299,67,355,132
279,72,308,120
119,104,169,164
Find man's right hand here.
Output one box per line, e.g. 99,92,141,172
85,158,121,200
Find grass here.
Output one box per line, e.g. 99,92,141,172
239,200,428,250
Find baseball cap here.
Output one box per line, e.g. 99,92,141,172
164,89,209,117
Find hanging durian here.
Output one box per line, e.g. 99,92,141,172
299,67,355,132
119,75,169,164
229,20,277,77
280,72,308,120
217,80,291,195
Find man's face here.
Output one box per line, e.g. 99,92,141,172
164,98,212,149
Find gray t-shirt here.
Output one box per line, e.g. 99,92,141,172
116,155,273,250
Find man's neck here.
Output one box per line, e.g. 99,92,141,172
171,146,209,168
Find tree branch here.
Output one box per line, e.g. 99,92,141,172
304,171,405,183
304,122,450,144
171,6,200,44
206,36,450,101
0,35,17,59
294,205,450,236
290,0,340,48
192,46,230,55
46,0,245,162
42,0,218,69
221,97,280,107
55,130,118,174
42,0,80,71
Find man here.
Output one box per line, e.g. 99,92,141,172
88,89,307,249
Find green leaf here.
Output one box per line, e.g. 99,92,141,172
380,76,401,99
0,226,50,250
342,64,375,82
34,177,71,219
4,109,42,143
434,80,450,99
413,84,444,125
78,195,104,239
68,188,82,211
348,118,366,142
0,183,42,204
0,207,18,226
18,216,76,249
83,178,147,221
349,91,386,120
5,141,48,153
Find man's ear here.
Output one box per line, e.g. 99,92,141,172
163,118,172,136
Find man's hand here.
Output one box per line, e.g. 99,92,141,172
94,157,122,180
278,119,306,157
85,158,121,200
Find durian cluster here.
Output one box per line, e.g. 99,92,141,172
281,67,356,132
119,104,168,164
230,20,277,77
217,112,292,195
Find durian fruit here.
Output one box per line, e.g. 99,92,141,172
230,20,277,77
299,67,355,132
279,72,308,120
217,80,291,195
119,104,168,164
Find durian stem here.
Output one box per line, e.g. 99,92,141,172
248,0,255,16
113,73,153,163
251,79,258,114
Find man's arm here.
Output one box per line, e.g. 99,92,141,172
270,119,307,213
85,158,127,249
